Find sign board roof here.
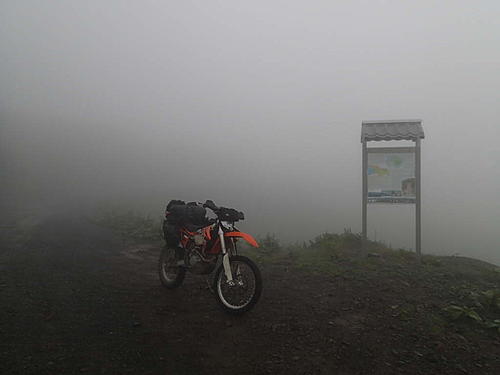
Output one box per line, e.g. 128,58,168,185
361,120,424,142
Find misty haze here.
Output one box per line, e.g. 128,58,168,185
1,1,499,374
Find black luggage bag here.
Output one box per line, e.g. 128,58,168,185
163,200,208,247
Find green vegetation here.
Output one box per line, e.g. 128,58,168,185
91,209,163,243
444,305,483,323
443,289,500,333
248,229,396,276
256,233,282,253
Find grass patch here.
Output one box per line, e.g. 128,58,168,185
247,229,396,276
90,209,163,243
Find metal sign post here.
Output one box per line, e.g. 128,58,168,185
415,137,421,258
361,120,424,258
362,139,368,250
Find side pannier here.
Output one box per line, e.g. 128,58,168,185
163,200,186,247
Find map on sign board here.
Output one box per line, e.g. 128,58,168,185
367,152,415,203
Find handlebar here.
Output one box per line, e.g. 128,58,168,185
203,200,245,222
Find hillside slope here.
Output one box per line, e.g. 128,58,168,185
1,215,499,374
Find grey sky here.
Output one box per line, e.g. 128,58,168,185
1,1,499,263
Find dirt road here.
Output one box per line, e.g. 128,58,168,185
1,216,499,374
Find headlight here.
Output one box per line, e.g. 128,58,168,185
221,221,233,230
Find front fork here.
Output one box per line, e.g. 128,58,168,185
219,226,234,283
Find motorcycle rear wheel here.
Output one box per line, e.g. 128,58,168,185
213,255,262,315
159,246,186,289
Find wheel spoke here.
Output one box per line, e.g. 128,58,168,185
217,260,257,310
159,247,186,289
161,250,179,281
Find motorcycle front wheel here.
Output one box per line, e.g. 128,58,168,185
159,246,186,289
213,255,262,315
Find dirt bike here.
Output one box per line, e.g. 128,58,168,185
158,200,262,314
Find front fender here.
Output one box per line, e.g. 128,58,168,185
224,231,259,248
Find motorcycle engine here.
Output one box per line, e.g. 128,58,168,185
185,243,216,275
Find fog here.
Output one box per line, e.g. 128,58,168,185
1,1,499,264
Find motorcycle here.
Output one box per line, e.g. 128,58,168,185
158,200,262,314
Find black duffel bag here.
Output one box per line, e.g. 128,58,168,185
163,200,208,246
184,202,207,226
165,200,185,222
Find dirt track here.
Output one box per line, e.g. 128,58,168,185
1,216,499,374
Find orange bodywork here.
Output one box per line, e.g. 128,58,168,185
179,226,259,254
224,231,259,248
202,226,212,240
179,228,197,248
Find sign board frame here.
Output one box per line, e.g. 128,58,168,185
361,125,422,258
